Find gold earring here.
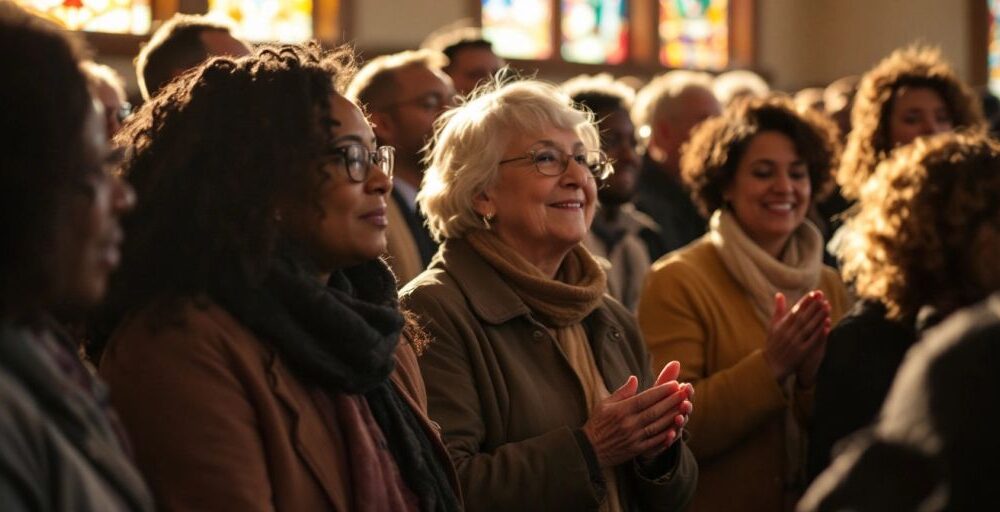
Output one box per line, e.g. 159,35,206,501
482,212,495,230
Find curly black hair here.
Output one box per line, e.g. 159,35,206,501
94,43,357,355
0,2,91,317
680,94,842,217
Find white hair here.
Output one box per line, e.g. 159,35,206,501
631,70,715,143
418,77,600,242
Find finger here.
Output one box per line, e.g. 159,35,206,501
655,360,681,386
636,388,688,426
784,301,827,341
624,381,679,413
610,375,639,402
770,292,787,327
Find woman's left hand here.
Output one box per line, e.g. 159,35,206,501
638,361,695,464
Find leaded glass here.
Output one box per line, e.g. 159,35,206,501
482,0,553,60
561,0,628,64
208,0,313,43
659,0,728,70
18,0,150,34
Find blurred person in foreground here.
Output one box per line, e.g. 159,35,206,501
564,73,664,310
402,78,698,511
0,3,148,510
638,96,849,512
808,131,1000,482
95,44,460,511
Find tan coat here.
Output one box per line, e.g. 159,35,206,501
638,238,849,512
401,238,698,512
99,299,458,511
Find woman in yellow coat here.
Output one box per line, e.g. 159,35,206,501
638,96,849,512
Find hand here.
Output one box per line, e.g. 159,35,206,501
582,373,689,468
762,291,831,383
637,362,694,463
795,314,831,388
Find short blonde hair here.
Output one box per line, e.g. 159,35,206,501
418,77,600,242
841,131,1000,321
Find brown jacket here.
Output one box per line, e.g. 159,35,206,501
401,238,697,512
99,298,459,511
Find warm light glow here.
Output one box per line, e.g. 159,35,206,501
659,0,728,70
561,0,628,64
17,0,150,34
208,0,313,43
990,0,1000,96
482,0,553,60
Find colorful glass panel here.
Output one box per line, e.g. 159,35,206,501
18,0,150,34
990,0,1000,96
561,0,628,64
208,0,313,43
482,0,553,60
659,0,728,70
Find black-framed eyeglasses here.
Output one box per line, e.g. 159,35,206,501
499,147,613,181
327,144,395,183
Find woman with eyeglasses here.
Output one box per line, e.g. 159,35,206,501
93,45,461,511
636,96,849,512
400,79,697,511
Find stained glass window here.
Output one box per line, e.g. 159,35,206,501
18,0,150,34
659,0,728,70
482,0,553,60
561,0,628,64
208,0,314,43
990,0,1000,96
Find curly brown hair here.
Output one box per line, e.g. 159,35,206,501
837,46,985,200
680,94,841,217
92,43,357,356
842,131,1000,321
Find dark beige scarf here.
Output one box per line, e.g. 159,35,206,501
465,230,607,327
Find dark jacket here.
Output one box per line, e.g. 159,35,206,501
799,293,1000,511
400,238,698,512
633,155,706,260
807,300,917,481
0,323,153,512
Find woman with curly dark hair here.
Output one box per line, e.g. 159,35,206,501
0,4,150,511
95,44,460,511
807,130,1000,482
637,96,850,512
837,46,985,202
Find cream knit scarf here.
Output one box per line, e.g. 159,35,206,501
709,209,824,325
709,208,824,499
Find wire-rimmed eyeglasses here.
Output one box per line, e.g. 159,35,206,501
499,147,613,181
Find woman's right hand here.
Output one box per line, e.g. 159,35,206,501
762,291,831,382
581,372,690,468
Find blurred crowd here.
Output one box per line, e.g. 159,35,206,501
3,3,1000,511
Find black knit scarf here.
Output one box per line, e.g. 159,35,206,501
217,250,459,512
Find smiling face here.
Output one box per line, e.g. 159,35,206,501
724,130,811,257
49,100,135,310
887,85,953,147
280,93,392,273
475,127,598,270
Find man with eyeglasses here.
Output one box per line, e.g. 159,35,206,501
81,61,132,141
564,75,665,311
347,49,456,286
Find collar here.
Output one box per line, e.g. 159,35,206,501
431,238,532,325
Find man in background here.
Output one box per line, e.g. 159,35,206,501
422,22,504,97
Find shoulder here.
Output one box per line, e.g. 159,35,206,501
101,297,266,375
645,238,724,293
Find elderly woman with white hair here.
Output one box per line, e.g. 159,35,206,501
400,79,698,511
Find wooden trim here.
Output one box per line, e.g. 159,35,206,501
82,32,148,57
970,0,989,88
630,0,657,65
729,0,755,69
314,0,342,43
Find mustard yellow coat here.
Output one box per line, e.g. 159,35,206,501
638,237,848,512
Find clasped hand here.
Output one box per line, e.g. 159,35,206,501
581,361,694,468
